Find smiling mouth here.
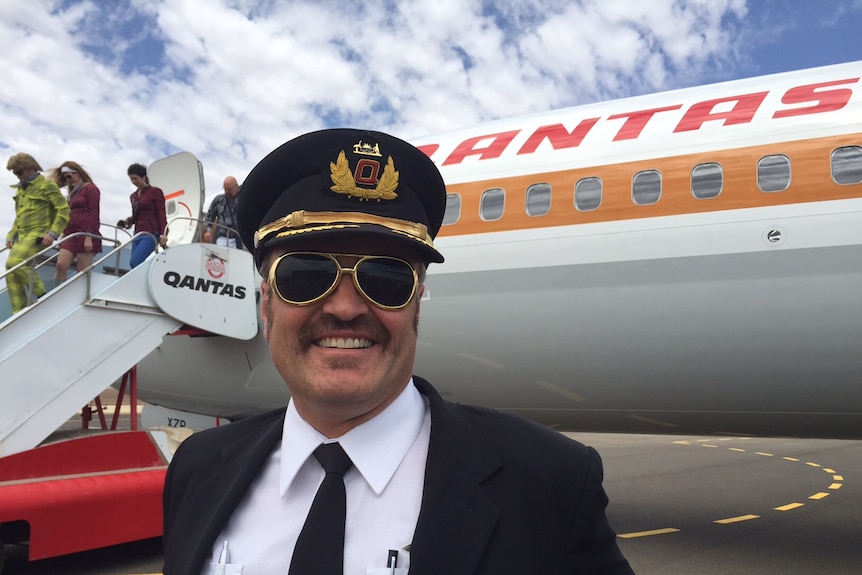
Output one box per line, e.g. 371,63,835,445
315,337,374,349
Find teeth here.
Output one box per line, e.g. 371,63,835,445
316,337,373,349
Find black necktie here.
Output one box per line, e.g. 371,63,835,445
289,442,353,575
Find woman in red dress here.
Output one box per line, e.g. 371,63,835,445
51,161,102,284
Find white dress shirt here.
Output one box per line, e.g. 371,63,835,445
206,379,431,575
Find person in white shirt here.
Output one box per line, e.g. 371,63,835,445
162,129,633,575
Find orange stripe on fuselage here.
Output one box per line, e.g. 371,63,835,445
437,133,862,237
164,189,185,200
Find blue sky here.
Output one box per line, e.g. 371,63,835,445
1,0,861,274
741,1,862,74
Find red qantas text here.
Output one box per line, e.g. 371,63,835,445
417,77,859,166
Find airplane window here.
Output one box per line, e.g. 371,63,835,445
831,146,862,185
166,201,176,215
480,188,505,221
691,163,723,199
757,155,791,192
442,193,461,225
525,183,552,216
632,170,661,206
575,177,602,211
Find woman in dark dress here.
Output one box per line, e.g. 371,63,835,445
118,163,168,268
51,160,102,284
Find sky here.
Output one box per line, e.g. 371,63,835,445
1,0,861,274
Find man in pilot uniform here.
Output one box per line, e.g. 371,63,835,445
161,129,634,575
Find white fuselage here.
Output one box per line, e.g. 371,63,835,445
137,61,862,437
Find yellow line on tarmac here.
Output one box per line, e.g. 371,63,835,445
618,527,680,539
810,492,830,500
715,514,759,524
775,502,804,511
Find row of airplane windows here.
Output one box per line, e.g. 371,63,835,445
442,145,862,225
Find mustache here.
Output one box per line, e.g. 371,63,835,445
298,314,391,347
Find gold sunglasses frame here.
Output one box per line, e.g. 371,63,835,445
268,252,418,310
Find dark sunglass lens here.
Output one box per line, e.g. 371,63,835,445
356,258,415,307
275,254,338,303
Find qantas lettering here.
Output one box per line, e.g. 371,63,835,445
608,106,681,141
422,77,860,165
163,271,247,299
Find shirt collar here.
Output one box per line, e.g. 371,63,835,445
16,172,39,189
280,378,427,496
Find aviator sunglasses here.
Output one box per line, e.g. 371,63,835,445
268,252,419,310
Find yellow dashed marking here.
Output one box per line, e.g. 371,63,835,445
669,437,845,534
618,527,680,539
715,514,759,524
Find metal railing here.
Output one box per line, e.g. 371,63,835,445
1,218,245,318
0,227,151,315
168,216,240,245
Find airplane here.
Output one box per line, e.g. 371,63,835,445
2,61,861,446
131,60,862,439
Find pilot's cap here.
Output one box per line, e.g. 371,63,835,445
237,128,446,269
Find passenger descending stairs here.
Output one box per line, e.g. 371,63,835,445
0,242,258,457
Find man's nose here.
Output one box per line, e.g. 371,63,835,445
320,272,370,319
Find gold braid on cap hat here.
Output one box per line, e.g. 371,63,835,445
255,210,436,250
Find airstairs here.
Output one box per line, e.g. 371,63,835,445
0,238,258,457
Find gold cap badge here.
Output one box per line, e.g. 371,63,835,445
329,142,399,202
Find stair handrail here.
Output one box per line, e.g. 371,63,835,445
0,231,158,321
167,216,241,246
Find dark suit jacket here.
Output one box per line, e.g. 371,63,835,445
162,377,634,574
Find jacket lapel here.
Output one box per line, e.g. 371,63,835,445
408,378,502,575
181,411,285,574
